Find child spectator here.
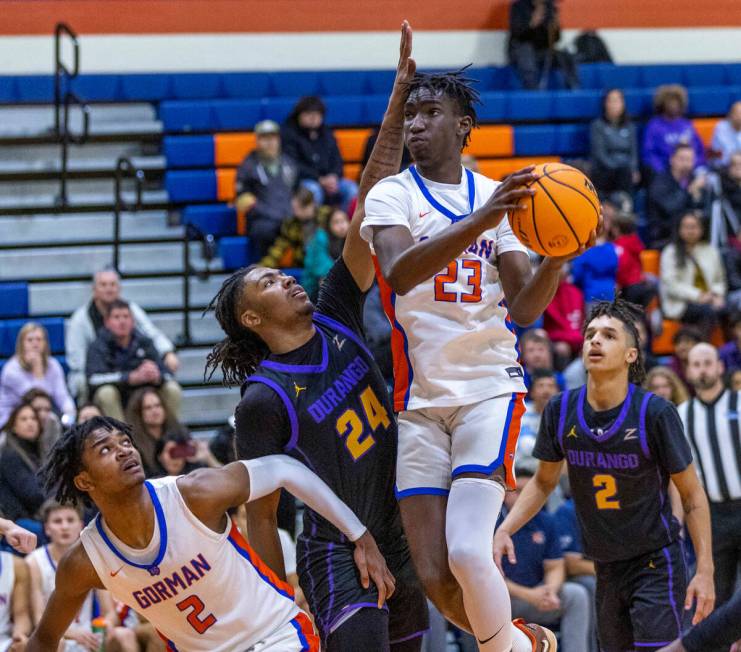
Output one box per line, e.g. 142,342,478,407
0,403,46,539
719,312,741,374
644,366,690,405
0,323,75,427
711,100,741,166
543,265,585,362
642,84,705,175
589,88,639,194
570,233,618,306
260,187,318,269
659,211,726,336
86,300,181,422
281,96,358,209
26,501,136,652
303,208,350,299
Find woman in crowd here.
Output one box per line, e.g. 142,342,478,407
0,402,47,542
302,207,350,299
589,88,639,193
659,211,726,336
21,389,62,458
644,366,690,405
75,403,102,424
0,323,75,426
642,84,705,176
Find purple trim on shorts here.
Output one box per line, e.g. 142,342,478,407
325,542,335,634
577,383,635,440
639,392,654,460
326,602,389,635
661,545,683,636
634,643,672,648
247,375,300,451
261,330,329,374
395,486,450,499
390,629,430,645
557,390,570,454
313,313,374,359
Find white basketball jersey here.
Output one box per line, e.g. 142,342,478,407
0,552,14,650
80,477,301,652
361,165,528,411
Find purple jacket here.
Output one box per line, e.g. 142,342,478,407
0,356,76,426
642,116,706,173
719,341,741,374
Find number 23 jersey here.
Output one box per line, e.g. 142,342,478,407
360,165,528,412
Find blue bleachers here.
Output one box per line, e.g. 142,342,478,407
0,283,29,319
182,204,237,236
218,236,251,270
165,170,216,203
0,318,65,357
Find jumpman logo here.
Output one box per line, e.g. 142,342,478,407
648,559,656,569
294,382,307,398
333,334,346,350
624,428,638,441
566,425,578,439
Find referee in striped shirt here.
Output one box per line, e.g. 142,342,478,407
679,343,741,610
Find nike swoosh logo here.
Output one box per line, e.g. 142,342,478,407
477,623,505,645
110,566,124,577
418,210,431,218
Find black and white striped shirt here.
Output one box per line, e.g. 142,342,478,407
678,389,741,503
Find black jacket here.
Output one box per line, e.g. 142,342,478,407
86,328,170,393
647,172,710,246
236,151,298,225
0,435,45,521
508,0,559,51
280,121,344,181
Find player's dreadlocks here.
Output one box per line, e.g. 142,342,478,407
583,294,646,384
40,416,133,507
405,66,481,147
204,266,270,386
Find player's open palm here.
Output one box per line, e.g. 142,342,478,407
685,570,715,625
352,531,396,608
493,528,516,573
392,21,416,96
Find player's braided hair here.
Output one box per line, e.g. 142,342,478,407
583,294,646,384
204,266,269,386
39,416,133,507
405,67,481,147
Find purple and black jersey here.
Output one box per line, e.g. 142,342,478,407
534,384,693,564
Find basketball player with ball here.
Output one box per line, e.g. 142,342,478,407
360,68,599,651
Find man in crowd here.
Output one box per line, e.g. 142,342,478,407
647,144,710,247
679,344,741,614
235,119,299,259
501,468,591,651
711,100,741,166
66,268,178,401
86,300,181,421
519,369,560,472
521,329,565,390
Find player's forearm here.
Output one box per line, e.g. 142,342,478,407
682,486,714,574
499,475,554,537
356,107,404,206
506,257,563,326
26,629,63,652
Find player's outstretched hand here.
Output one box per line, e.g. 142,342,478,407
479,166,537,230
493,528,516,573
4,521,37,554
685,569,715,625
352,530,396,608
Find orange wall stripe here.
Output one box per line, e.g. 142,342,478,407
216,167,237,201
692,118,721,149
478,156,560,181
335,128,373,164
214,133,256,167
464,125,513,158
1,0,739,36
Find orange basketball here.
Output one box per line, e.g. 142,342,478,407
508,163,600,257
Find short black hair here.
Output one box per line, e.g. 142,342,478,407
672,325,704,346
105,298,131,318
530,368,557,384
405,67,481,147
583,295,646,384
39,416,133,507
672,142,694,157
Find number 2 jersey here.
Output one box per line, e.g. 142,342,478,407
360,165,528,412
533,384,693,563
80,476,315,652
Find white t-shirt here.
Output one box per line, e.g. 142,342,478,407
361,165,528,411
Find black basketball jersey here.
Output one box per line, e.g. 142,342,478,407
236,260,400,545
534,383,693,563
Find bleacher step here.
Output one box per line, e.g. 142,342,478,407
0,189,169,215
175,347,223,385
0,155,166,181
148,311,226,348
179,386,239,427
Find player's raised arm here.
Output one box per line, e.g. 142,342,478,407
26,543,103,652
342,20,414,292
179,456,396,607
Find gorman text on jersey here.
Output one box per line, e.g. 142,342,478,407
133,554,212,609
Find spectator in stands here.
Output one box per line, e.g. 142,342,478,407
281,96,358,210
0,550,31,649
642,84,705,176
0,402,46,540
154,434,209,478
76,403,102,424
519,369,559,473
647,143,711,247
235,119,299,260
21,389,61,459
500,468,591,651
719,312,741,374
543,265,585,363
362,129,412,176
570,226,618,306
644,366,690,405
667,326,704,391
589,89,639,194
66,268,178,400
0,323,75,428
260,187,318,269
86,299,181,422
303,207,350,300
659,211,726,337
728,369,741,392
507,0,580,90
520,329,565,388
711,100,741,165
721,151,741,219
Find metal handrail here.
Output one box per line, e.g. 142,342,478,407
54,23,80,136
177,224,216,347
113,157,145,271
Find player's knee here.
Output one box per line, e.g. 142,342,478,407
447,537,490,581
